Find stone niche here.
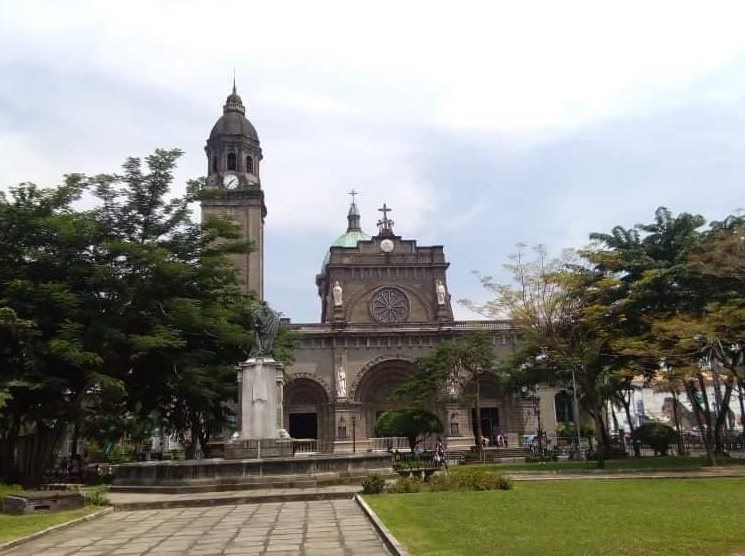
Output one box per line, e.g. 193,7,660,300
2,490,84,515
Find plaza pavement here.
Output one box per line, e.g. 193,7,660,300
0,499,392,556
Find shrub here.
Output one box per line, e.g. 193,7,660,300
429,469,512,492
361,473,386,495
632,422,677,455
388,476,424,494
83,487,110,506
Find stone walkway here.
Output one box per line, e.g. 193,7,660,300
1,500,391,556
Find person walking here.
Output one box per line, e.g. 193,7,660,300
434,437,448,472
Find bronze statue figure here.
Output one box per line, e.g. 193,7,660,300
248,301,280,358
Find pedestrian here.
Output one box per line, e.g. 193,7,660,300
434,437,448,471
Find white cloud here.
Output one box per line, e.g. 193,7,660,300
3,0,745,321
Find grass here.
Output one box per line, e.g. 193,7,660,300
461,455,745,474
366,478,745,556
0,484,105,545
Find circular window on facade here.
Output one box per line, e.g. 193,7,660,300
370,288,410,324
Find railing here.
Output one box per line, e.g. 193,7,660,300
292,439,320,454
368,437,411,452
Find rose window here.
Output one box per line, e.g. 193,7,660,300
371,288,409,324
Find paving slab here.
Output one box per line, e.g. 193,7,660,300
0,500,390,556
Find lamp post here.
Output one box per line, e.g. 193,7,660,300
352,415,356,453
571,366,583,460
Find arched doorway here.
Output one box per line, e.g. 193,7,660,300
354,359,415,439
466,375,503,444
284,377,329,442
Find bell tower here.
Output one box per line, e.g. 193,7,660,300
202,83,266,298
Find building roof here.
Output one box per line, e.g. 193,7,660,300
320,201,370,272
209,86,259,141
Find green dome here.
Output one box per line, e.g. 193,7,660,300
320,200,370,272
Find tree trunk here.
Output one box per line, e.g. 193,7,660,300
686,380,716,465
621,394,635,434
671,391,684,456
591,399,606,468
713,383,733,456
698,375,717,453
473,380,482,454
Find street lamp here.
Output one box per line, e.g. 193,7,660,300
571,366,583,460
352,415,356,453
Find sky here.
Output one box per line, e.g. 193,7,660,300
2,1,745,322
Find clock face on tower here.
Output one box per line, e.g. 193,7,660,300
222,174,239,189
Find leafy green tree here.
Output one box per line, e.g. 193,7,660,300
394,333,499,449
84,149,257,458
374,409,443,452
0,149,276,484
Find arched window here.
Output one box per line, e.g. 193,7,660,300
227,153,237,171
246,156,254,173
212,156,217,173
555,391,573,423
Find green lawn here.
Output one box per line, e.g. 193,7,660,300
462,456,745,474
0,485,102,545
366,478,745,556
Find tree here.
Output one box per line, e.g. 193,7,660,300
374,409,443,453
394,333,499,449
0,149,271,484
463,245,620,467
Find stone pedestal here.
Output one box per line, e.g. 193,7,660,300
2,491,84,515
237,357,285,441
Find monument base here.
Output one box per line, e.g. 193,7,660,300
224,438,293,459
111,452,393,493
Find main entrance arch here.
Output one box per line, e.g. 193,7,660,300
284,376,330,442
353,357,416,439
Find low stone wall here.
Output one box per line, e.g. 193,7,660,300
2,491,84,515
112,452,392,492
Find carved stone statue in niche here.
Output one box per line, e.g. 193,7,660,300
436,279,447,305
332,281,343,307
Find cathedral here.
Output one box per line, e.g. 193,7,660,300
202,86,568,452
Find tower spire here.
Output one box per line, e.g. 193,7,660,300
347,190,361,233
232,69,236,95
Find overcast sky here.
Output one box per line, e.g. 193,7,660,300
2,1,745,322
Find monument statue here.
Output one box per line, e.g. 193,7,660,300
436,279,447,305
249,301,281,358
336,365,347,399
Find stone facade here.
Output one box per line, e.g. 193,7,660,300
201,89,567,452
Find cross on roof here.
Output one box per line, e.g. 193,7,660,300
378,203,392,223
348,189,358,203
376,203,395,236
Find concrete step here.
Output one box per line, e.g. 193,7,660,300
108,484,363,511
